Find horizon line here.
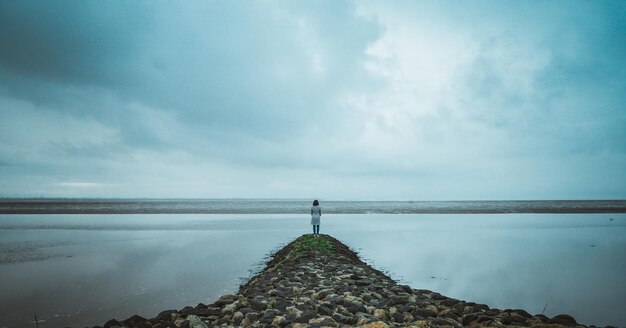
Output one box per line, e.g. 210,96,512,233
1,198,625,202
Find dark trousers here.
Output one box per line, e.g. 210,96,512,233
312,225,320,234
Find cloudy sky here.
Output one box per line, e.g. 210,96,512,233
0,1,624,200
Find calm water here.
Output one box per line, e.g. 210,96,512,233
0,214,625,327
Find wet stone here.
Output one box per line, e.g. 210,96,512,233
156,310,178,322
294,309,316,323
259,309,280,324
550,314,578,326
413,308,437,318
392,311,405,323
247,297,267,311
318,305,334,316
245,311,259,322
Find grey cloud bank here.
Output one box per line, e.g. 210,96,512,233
0,1,624,199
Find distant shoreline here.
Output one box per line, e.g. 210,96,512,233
1,199,624,214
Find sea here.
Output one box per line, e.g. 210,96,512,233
0,200,625,327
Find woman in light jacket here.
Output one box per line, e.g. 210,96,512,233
311,199,321,236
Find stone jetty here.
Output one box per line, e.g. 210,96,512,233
100,234,593,328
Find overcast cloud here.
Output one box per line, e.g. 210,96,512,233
0,0,624,199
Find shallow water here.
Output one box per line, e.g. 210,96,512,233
0,214,625,327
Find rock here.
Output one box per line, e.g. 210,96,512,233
104,319,121,328
508,314,528,324
409,319,430,328
248,297,268,311
355,279,373,286
238,307,255,315
232,312,244,326
370,292,383,300
174,319,189,328
462,313,493,326
373,308,386,319
472,303,489,312
180,306,196,317
221,300,240,315
319,305,334,316
549,314,578,326
213,294,237,306
431,318,451,326
292,324,308,328
191,307,212,317
240,317,252,326
355,312,374,325
312,288,334,300
216,317,229,325
505,308,532,318
389,295,410,305
440,298,458,307
286,306,302,317
272,315,286,326
399,284,413,293
392,311,405,323
451,302,465,314
461,313,479,326
332,313,357,325
186,315,208,328
362,322,389,328
425,304,438,314
245,311,259,322
431,293,447,300
309,316,337,327
206,307,222,316
259,309,280,324
532,314,550,323
437,307,455,317
390,285,408,294
123,314,149,327
344,300,366,314
325,295,343,305
153,323,177,328
294,309,315,323
156,310,178,322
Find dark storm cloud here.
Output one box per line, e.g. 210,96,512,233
0,1,624,199
0,1,154,84
1,1,381,145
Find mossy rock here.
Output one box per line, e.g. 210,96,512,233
290,234,335,256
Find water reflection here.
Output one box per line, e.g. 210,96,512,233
0,214,624,327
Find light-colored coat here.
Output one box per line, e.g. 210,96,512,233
310,205,321,225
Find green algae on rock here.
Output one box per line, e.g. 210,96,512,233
99,234,591,328
290,235,335,255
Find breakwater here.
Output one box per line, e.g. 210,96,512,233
99,235,590,327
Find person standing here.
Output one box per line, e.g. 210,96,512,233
311,199,321,236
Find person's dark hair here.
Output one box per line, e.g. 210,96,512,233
313,200,319,206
